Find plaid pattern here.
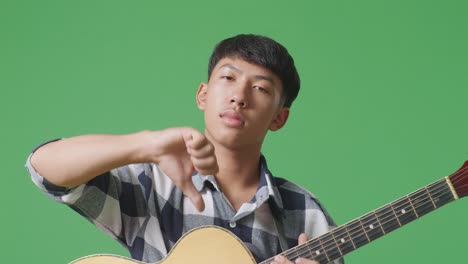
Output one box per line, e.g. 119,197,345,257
26,146,343,264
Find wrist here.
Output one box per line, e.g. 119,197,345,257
126,130,160,164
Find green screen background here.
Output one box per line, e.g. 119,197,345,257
2,0,467,263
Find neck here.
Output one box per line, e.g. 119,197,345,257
213,143,262,189
204,129,266,211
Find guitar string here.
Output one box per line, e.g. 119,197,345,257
260,181,451,264
282,179,455,262
273,167,468,262
283,167,468,262
450,163,468,184
450,166,468,186
260,166,467,264
289,167,468,261
283,180,453,261
309,190,451,260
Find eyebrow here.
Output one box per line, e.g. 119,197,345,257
219,63,276,85
219,63,242,73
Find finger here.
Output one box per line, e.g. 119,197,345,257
181,128,211,158
298,233,308,245
187,130,208,150
189,141,214,159
294,234,318,264
192,155,218,175
271,255,318,264
272,255,293,264
179,178,205,212
295,258,319,264
180,127,203,149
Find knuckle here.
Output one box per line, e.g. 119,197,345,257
206,156,216,165
206,143,214,153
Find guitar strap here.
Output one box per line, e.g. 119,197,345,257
268,199,289,252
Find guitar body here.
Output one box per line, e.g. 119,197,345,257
71,226,257,264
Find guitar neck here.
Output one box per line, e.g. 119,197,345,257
260,177,458,264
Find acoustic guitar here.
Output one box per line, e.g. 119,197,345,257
71,161,468,264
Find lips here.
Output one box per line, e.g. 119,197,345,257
220,109,245,128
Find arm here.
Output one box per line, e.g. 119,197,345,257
30,127,218,211
30,132,146,188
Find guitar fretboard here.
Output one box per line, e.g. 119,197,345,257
260,178,456,264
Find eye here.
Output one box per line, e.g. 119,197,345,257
221,76,234,81
253,85,269,94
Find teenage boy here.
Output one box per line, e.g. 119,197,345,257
26,34,343,264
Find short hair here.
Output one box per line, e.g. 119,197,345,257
208,34,300,108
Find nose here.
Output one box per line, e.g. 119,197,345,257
229,84,248,108
230,96,247,108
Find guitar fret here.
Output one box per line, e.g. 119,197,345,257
411,188,435,217
345,220,369,250
428,179,455,208
424,186,437,208
407,194,419,218
393,196,418,225
303,242,314,261
373,210,386,234
306,239,329,263
320,233,341,261
318,236,331,263
358,218,371,242
375,205,400,233
389,203,402,227
331,227,355,255
290,244,301,261
344,223,357,249
361,212,384,241
330,231,343,256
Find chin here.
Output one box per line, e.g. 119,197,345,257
213,128,243,145
210,128,264,151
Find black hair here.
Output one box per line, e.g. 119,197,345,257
208,34,300,107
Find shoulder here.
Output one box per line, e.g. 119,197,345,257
273,176,319,208
272,176,336,226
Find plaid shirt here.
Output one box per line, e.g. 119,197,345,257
26,143,343,264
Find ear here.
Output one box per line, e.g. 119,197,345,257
269,107,290,131
196,82,208,110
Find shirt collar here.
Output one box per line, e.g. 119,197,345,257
191,154,284,209
257,154,284,209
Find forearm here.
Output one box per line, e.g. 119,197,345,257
30,131,154,188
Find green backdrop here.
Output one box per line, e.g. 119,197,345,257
2,0,467,263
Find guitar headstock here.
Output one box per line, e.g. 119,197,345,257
449,161,468,198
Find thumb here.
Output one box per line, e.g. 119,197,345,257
180,180,205,212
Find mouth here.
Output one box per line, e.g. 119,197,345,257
220,109,245,128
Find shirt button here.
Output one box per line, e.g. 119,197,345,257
229,221,236,228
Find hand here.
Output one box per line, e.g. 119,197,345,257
272,234,319,264
149,127,218,212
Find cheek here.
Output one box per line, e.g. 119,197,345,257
203,93,222,120
210,87,223,98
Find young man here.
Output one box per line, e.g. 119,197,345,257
26,34,343,264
